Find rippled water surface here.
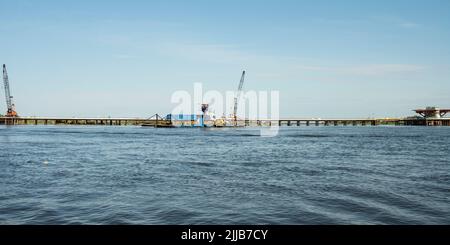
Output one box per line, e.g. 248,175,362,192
1,125,449,224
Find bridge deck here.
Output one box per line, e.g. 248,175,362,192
1,117,449,126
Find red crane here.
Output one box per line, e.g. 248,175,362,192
2,64,18,117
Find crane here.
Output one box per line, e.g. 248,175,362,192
233,70,245,126
2,64,18,117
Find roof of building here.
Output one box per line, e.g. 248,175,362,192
414,109,450,112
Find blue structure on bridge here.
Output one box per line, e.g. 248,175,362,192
166,114,206,127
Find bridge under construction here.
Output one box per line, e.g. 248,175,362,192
1,116,450,127
1,64,449,127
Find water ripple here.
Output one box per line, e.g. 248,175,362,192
0,126,449,224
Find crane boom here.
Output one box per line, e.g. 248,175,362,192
3,64,18,117
233,70,246,125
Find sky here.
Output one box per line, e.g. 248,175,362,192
1,0,449,118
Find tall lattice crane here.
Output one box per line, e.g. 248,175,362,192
2,64,18,117
233,70,245,126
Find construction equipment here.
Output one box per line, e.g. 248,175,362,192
2,64,18,117
201,103,209,127
233,70,246,126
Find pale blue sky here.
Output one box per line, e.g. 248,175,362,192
1,0,449,118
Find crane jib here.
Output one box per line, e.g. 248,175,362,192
3,64,17,116
233,70,246,123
